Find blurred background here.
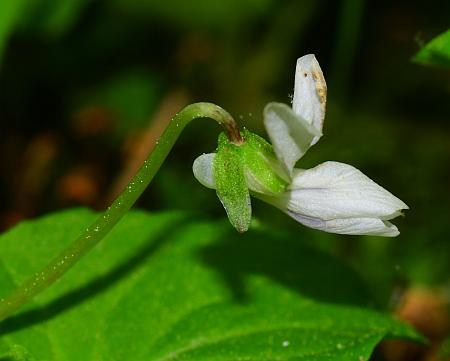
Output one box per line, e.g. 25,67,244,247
0,0,449,359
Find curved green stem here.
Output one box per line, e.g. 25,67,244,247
0,102,241,322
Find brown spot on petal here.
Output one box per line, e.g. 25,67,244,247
312,70,327,111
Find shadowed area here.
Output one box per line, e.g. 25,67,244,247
0,216,372,340
198,226,372,306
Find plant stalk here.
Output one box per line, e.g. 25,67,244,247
0,102,241,322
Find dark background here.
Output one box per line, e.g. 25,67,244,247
0,1,449,358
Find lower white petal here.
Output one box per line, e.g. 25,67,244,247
286,211,400,237
284,161,408,220
192,153,216,189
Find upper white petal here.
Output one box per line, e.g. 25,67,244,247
285,211,400,237
263,102,321,176
267,161,408,220
293,54,327,144
192,153,216,189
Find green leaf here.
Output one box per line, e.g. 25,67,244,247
0,0,27,66
413,28,450,68
108,0,273,30
214,133,252,233
440,335,450,358
0,209,423,360
14,0,90,39
0,344,37,361
72,70,162,139
34,0,91,38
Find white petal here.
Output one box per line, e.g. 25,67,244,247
267,162,408,220
192,153,216,189
293,54,327,144
280,161,408,220
285,211,400,237
263,102,321,176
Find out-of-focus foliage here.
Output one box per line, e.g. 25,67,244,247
0,209,422,360
0,0,91,63
109,0,273,29
414,28,450,67
0,0,26,63
71,70,162,138
0,0,449,359
441,336,450,358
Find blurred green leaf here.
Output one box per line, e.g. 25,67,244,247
108,0,272,29
0,0,27,65
17,0,91,38
37,0,91,38
0,209,422,360
73,70,162,136
413,28,450,67
441,335,450,358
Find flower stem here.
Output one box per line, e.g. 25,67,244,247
0,102,240,322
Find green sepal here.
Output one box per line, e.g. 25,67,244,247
240,129,289,195
213,133,251,233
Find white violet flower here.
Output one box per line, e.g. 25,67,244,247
193,54,408,236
